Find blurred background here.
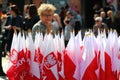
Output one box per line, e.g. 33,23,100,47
0,0,119,28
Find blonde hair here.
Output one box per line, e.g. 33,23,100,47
37,3,56,16
107,10,113,17
107,10,114,22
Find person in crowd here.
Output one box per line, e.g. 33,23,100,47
118,0,120,11
76,11,82,26
1,10,7,27
93,17,108,37
93,3,101,15
59,7,67,30
114,11,120,36
64,18,72,47
64,11,75,30
32,3,58,41
23,4,40,33
52,13,62,34
93,13,99,22
106,10,115,29
100,11,107,24
3,4,23,53
74,11,82,35
69,5,77,19
103,2,115,14
0,10,7,57
23,4,30,18
0,15,6,76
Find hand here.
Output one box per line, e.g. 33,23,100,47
6,25,12,30
12,26,16,29
13,26,21,30
46,21,52,28
12,26,21,32
12,26,17,32
46,21,52,33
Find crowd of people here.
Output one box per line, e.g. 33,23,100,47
92,2,120,37
0,3,82,56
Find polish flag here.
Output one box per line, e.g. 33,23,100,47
64,32,76,80
109,31,119,80
42,33,58,80
25,32,37,80
74,31,84,80
54,33,65,80
15,32,27,80
59,32,65,79
34,32,44,79
80,32,98,80
6,33,18,80
30,32,40,79
104,31,114,80
97,31,106,80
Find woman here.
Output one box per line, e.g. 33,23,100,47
3,4,23,52
64,18,72,47
32,3,58,41
106,10,115,29
23,4,40,31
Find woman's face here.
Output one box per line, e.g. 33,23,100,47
96,20,102,26
40,11,53,24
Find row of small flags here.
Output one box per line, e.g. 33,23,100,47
6,30,120,80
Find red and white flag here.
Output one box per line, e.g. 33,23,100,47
80,32,98,80
42,33,58,80
64,32,76,80
30,32,40,79
118,36,120,78
25,32,34,80
97,31,106,80
54,33,65,80
59,33,65,79
110,31,119,80
6,33,18,80
104,31,114,80
74,31,83,80
16,33,25,80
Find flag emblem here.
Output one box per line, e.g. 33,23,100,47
9,49,18,64
44,52,57,68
